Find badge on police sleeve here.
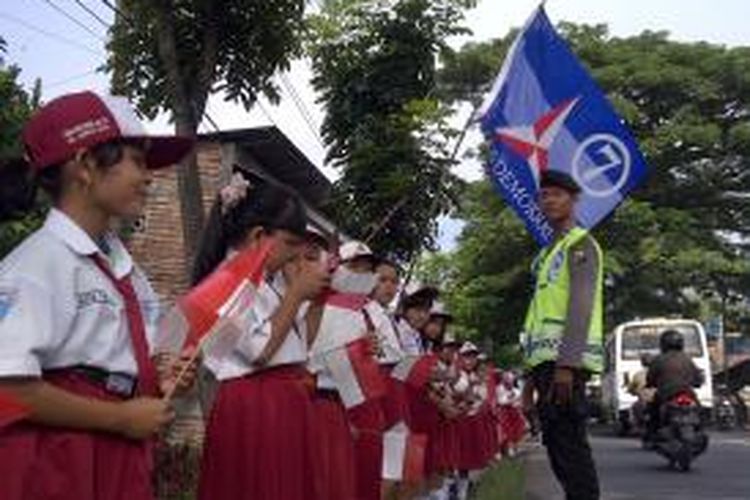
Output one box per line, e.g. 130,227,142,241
0,287,18,321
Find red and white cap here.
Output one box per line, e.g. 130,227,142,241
22,91,194,172
430,301,453,321
338,240,376,263
459,341,480,355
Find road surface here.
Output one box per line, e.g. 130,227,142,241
525,430,750,500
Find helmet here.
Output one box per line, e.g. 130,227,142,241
659,329,684,353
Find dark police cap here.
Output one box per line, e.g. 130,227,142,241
540,170,581,194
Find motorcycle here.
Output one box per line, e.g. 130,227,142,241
645,391,709,471
714,385,738,431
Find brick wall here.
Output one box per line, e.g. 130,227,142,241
126,141,227,448
127,141,225,305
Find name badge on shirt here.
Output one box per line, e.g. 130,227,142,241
76,288,117,310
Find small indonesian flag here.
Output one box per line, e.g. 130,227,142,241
391,354,439,389
155,240,273,355
321,337,386,409
311,292,371,356
0,389,30,429
382,422,427,482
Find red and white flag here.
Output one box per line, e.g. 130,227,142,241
321,336,387,409
156,239,273,357
391,354,439,389
0,389,30,429
382,422,427,482
311,292,370,356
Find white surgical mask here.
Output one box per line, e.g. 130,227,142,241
331,265,377,295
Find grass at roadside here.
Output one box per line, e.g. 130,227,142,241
472,457,525,500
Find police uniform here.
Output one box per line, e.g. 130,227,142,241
524,224,603,500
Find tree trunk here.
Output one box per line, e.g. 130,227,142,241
152,0,205,271
174,116,205,270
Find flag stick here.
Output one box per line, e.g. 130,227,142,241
161,333,209,402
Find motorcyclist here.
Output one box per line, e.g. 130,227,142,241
645,330,704,439
628,353,656,431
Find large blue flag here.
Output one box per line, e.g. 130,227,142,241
479,6,648,245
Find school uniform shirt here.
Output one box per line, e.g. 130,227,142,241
0,209,160,379
204,271,308,381
363,301,404,365
396,318,424,356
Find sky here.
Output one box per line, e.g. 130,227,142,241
1,0,748,248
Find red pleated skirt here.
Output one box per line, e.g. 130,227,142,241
312,391,357,500
455,409,493,471
347,398,385,500
198,365,321,500
402,384,443,477
0,371,153,500
380,365,407,431
434,414,460,471
498,405,527,447
479,407,499,463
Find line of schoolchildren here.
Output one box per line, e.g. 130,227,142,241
0,90,526,500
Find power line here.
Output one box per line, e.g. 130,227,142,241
100,0,127,20
256,98,282,130
45,68,101,90
73,0,111,29
40,0,107,42
0,11,102,56
278,72,326,150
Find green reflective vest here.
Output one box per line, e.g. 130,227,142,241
523,226,604,373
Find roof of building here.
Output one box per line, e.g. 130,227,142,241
199,126,332,207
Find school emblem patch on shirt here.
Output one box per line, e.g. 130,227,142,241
0,288,17,321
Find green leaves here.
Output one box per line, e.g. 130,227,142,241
107,0,306,120
425,22,750,349
308,0,473,261
0,44,43,258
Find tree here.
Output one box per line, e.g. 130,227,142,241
424,23,750,349
0,37,43,259
307,0,476,262
107,0,307,261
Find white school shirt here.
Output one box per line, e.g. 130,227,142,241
0,209,160,378
364,301,404,365
204,271,308,381
396,318,424,356
309,300,404,391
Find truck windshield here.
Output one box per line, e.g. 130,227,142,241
621,324,704,360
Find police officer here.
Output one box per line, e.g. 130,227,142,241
522,170,603,500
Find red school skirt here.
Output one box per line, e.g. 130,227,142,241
347,397,386,500
498,404,527,447
455,409,494,471
403,385,443,477
312,390,357,500
434,413,461,472
380,364,408,431
0,371,154,500
198,365,321,500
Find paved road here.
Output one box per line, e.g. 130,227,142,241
525,430,750,500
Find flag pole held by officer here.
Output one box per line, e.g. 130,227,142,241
478,3,652,499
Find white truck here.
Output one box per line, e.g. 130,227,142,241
601,318,714,435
